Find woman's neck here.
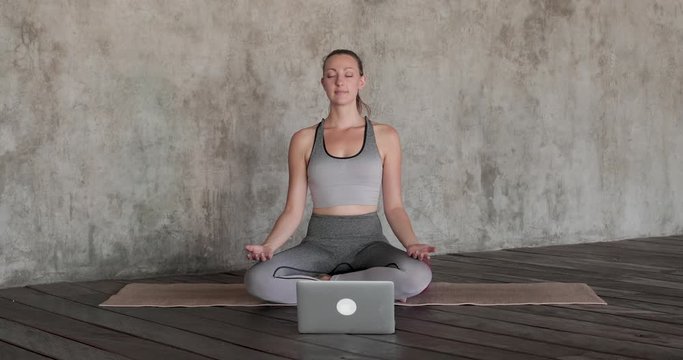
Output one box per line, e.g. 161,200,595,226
325,105,364,129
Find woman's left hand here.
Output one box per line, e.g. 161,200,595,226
406,244,436,262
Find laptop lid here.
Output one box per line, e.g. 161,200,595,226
296,280,395,334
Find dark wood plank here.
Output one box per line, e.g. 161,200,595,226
87,278,492,360
430,262,683,324
231,299,626,360
195,273,633,359
426,263,683,323
640,236,683,246
180,274,555,359
442,252,683,286
590,239,683,255
429,258,683,316
67,277,501,360
429,257,683,301
395,306,681,360
195,301,544,359
0,340,54,360
79,277,451,360
426,306,683,349
0,286,286,360
190,306,488,360
191,274,552,359
434,256,682,334
554,238,682,252
508,244,683,269
433,254,679,287
422,256,680,354
617,276,683,291
0,317,127,360
91,275,531,359
117,307,379,360
456,252,675,289
72,279,128,294
461,248,673,273
0,297,212,360
390,314,632,360
3,236,682,360
482,304,683,337
504,247,680,271
78,276,556,360
26,283,361,360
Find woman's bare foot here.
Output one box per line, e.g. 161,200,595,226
317,274,332,281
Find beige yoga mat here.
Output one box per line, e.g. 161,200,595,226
99,282,606,307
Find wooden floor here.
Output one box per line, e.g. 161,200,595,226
1,236,683,360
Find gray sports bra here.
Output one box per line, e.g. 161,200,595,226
307,117,383,208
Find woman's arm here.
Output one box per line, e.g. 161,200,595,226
377,124,418,247
377,124,435,260
245,128,311,260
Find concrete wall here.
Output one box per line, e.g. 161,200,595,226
1,0,681,288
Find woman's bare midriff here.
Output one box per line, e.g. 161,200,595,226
312,204,378,216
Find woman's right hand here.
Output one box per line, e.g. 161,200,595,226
245,244,275,262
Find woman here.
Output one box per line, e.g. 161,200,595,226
244,49,435,304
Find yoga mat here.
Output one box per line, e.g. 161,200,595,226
100,282,606,307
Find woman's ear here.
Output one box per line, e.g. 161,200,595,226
359,75,367,90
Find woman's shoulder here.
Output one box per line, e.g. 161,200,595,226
370,120,400,140
289,121,320,147
293,121,319,137
370,120,401,157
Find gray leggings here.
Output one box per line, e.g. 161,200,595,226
244,212,432,304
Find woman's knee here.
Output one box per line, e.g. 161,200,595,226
244,263,273,297
245,262,304,304
399,259,432,297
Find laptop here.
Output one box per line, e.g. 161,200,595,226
296,280,395,334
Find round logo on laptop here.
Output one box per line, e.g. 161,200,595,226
336,298,357,316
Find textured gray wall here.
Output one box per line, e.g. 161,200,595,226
1,0,682,288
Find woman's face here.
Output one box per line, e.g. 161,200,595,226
321,54,366,107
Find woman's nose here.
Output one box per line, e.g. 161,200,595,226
336,78,343,86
